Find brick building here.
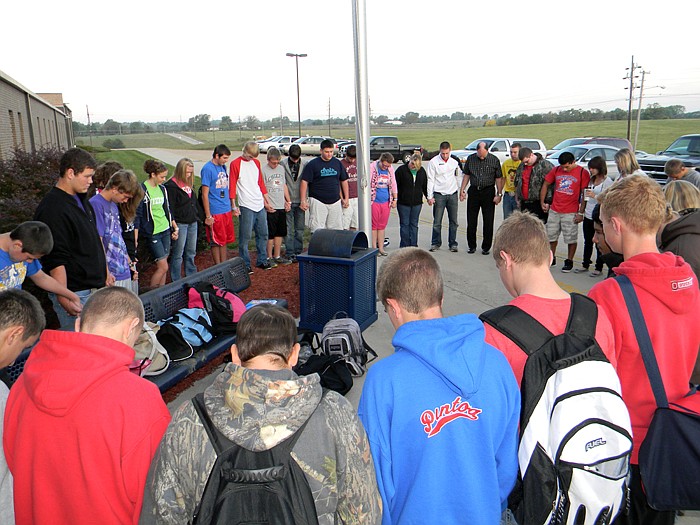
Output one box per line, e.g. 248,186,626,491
0,69,73,160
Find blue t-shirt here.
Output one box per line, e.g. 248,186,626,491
375,167,390,204
0,248,41,290
301,157,348,205
201,161,231,215
90,194,131,281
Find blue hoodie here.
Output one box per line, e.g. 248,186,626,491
358,314,520,525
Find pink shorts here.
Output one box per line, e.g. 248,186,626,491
207,211,235,246
372,201,391,230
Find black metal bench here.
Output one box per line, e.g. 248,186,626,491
1,258,251,393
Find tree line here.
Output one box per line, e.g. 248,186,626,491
72,104,697,136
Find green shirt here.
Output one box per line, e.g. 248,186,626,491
147,184,169,234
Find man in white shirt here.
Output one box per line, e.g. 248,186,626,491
230,142,275,272
427,141,460,252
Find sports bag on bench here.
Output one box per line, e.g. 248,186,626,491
157,308,214,361
188,282,244,335
617,274,700,511
131,322,170,376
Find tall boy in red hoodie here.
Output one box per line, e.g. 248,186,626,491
4,287,170,525
588,175,700,525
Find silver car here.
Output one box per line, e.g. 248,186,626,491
260,135,299,154
547,144,621,179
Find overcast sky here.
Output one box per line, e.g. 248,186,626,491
3,0,699,124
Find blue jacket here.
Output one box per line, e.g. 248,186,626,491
358,314,520,525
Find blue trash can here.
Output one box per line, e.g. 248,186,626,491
298,229,378,332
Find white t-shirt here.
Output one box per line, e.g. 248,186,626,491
236,159,265,212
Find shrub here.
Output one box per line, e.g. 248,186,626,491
0,147,62,231
102,138,125,149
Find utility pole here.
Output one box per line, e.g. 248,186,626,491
634,70,647,152
623,56,641,141
286,52,307,138
633,72,665,152
86,105,93,148
238,116,242,140
328,97,332,137
280,104,284,134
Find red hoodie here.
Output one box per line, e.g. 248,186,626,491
3,330,171,525
588,252,700,464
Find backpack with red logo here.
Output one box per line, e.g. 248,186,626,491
188,282,245,336
480,294,633,525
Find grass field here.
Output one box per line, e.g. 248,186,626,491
77,132,201,150
81,119,699,158
94,150,176,184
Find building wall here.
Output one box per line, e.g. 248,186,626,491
0,71,73,160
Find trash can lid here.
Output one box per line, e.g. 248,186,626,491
307,229,369,258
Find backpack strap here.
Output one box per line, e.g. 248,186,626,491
361,334,379,363
192,392,234,456
480,305,554,355
615,275,669,408
565,293,598,340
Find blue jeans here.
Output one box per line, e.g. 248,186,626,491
49,289,93,331
285,204,305,255
239,206,269,267
502,193,518,221
170,221,198,282
431,191,459,248
397,203,422,247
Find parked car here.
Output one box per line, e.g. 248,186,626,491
259,135,299,153
546,137,632,157
637,134,700,184
334,140,354,157
584,137,633,150
283,136,337,156
452,138,547,165
336,136,423,164
547,144,621,179
256,136,280,145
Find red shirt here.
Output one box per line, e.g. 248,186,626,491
521,165,533,200
588,252,700,463
484,294,617,388
341,159,358,199
545,165,590,214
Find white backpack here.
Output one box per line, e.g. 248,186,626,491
481,294,633,525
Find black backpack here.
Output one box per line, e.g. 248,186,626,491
191,393,320,525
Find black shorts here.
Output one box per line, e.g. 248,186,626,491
267,209,288,238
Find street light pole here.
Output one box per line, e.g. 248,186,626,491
286,52,307,138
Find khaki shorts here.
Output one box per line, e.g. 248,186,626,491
546,211,578,244
342,198,358,229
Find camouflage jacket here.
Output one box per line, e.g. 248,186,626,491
514,153,555,203
139,363,381,525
